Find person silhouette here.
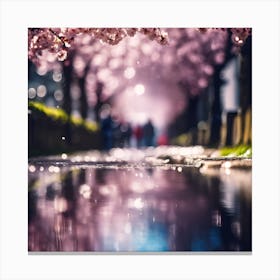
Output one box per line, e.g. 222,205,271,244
121,121,132,148
143,119,155,147
134,125,143,148
100,109,113,151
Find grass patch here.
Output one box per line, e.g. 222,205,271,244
29,101,68,123
171,133,192,146
70,115,84,126
70,115,99,132
220,145,252,157
84,120,99,132
29,101,99,132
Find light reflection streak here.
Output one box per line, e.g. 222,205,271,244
54,197,68,213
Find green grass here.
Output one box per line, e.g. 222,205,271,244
84,120,99,132
70,115,99,132
171,133,191,146
29,101,68,123
220,145,252,157
70,115,84,126
29,101,99,132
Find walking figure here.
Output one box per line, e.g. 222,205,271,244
143,119,155,147
134,125,143,148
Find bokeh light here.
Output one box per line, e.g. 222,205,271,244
134,84,145,96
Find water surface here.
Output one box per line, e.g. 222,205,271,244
28,159,251,252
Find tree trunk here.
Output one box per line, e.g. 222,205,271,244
209,70,223,147
208,30,234,147
62,61,73,116
78,63,91,120
185,95,199,145
239,36,252,145
225,111,237,146
62,53,74,145
95,82,104,123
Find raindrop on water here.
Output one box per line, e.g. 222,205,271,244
61,153,68,159
28,165,36,172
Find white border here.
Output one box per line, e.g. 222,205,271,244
1,0,280,279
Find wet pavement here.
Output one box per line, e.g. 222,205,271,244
28,146,252,252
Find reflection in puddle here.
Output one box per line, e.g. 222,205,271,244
28,165,251,252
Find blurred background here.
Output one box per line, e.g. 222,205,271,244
28,28,252,157
28,28,252,252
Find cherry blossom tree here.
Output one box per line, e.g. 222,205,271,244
28,28,250,66
194,28,251,146
28,28,252,146
28,28,169,65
